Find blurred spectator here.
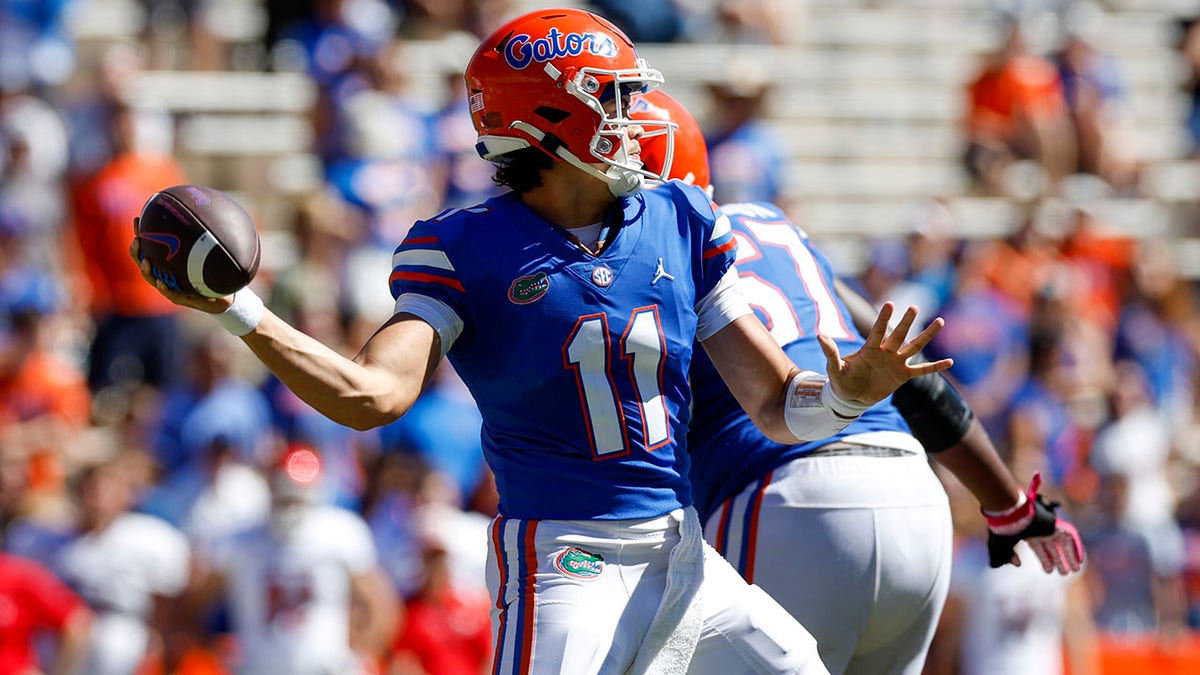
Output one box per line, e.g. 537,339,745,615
963,16,1076,197
1115,239,1199,443
1081,471,1189,637
182,435,271,560
586,0,685,42
930,529,1099,675
926,245,1030,438
54,457,190,675
66,102,187,394
702,57,785,205
1179,16,1200,156
387,514,491,675
0,551,91,675
901,198,960,320
1053,2,1139,192
431,59,502,210
62,42,170,180
1056,205,1134,333
324,40,444,248
0,88,69,269
363,451,488,599
141,329,273,526
271,0,393,94
1089,360,1185,574
1004,313,1089,494
681,0,807,45
0,270,89,500
379,362,486,507
0,0,78,93
184,446,399,674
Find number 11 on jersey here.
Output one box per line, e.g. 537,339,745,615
564,306,670,458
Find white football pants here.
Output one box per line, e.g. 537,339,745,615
486,508,830,674
704,443,953,675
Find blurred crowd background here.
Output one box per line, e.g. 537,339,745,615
4,0,1200,673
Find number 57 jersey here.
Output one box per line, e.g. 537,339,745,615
390,182,737,522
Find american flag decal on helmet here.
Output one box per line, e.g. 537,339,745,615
469,92,485,113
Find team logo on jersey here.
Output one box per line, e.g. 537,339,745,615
591,266,614,287
503,30,618,70
555,547,605,579
508,271,550,304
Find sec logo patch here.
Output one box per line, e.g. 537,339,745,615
591,266,614,287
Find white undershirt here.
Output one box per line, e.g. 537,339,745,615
570,222,604,248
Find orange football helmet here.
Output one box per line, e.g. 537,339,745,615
464,8,674,196
628,89,710,194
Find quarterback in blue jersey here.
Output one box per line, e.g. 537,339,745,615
130,9,956,675
632,90,1085,675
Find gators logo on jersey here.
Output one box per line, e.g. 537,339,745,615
508,272,549,304
554,547,604,579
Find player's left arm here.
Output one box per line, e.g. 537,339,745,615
834,277,1084,574
701,296,950,444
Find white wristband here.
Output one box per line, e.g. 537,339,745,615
783,371,871,441
215,287,264,336
820,378,873,419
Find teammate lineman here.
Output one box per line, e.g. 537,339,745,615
131,8,954,674
631,90,1085,675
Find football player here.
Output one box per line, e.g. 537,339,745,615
181,446,399,674
131,8,954,674
631,89,1085,675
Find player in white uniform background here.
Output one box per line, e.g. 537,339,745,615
632,90,1086,675
181,445,398,675
131,7,957,674
53,457,190,675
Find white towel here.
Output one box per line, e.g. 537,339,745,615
628,507,706,675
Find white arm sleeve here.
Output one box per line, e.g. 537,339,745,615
394,293,464,357
695,266,753,340
783,371,873,441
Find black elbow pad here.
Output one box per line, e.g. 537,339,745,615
891,367,975,454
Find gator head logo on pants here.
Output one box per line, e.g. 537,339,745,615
555,547,605,579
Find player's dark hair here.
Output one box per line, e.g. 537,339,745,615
492,147,556,195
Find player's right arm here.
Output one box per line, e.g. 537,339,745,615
129,240,439,431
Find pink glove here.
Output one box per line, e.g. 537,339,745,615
982,472,1085,575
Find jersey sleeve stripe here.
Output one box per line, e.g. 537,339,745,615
389,270,466,292
402,235,440,245
392,248,455,271
703,238,737,260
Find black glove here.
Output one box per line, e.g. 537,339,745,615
982,472,1085,575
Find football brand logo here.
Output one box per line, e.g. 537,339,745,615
184,186,211,206
503,29,618,70
508,272,550,304
554,547,604,579
591,266,614,287
139,232,182,260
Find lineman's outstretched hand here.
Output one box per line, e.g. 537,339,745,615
129,232,231,315
820,302,953,407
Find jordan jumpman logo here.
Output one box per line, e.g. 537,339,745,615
651,258,675,285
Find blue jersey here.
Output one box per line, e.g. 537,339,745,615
389,182,737,521
688,202,913,521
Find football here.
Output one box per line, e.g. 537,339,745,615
135,185,261,298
